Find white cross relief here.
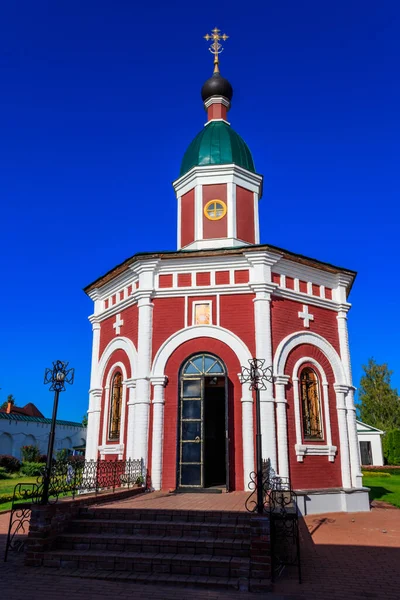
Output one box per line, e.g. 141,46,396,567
298,305,314,328
113,313,124,335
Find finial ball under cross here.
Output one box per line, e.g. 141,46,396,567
203,27,229,73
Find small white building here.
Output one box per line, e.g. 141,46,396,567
0,412,86,459
357,420,384,466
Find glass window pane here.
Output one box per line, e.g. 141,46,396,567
192,356,204,371
182,421,201,440
182,379,201,397
181,464,201,486
204,357,217,372
208,361,224,374
182,442,201,463
182,400,201,419
184,362,201,374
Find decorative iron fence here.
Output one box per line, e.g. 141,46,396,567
4,458,143,562
245,459,301,583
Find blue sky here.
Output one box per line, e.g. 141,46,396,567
1,1,399,422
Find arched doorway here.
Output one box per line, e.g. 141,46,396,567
177,353,228,491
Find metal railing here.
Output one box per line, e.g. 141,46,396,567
4,458,143,561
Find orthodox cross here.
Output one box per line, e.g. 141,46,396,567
298,305,314,328
204,27,229,73
113,313,124,335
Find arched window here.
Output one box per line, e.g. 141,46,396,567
300,368,323,440
108,372,123,440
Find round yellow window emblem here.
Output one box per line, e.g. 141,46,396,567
204,199,227,221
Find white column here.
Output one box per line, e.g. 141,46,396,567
151,376,167,490
132,293,154,475
337,308,362,487
252,285,277,471
125,379,136,460
275,375,290,479
85,321,102,461
334,384,352,489
241,382,254,490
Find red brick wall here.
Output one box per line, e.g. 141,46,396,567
234,270,249,284
161,337,246,491
236,186,255,244
152,297,185,360
159,274,173,288
99,304,138,357
196,272,211,286
178,273,192,287
284,344,342,489
181,189,195,247
216,270,230,285
220,293,256,356
271,297,340,355
202,184,227,239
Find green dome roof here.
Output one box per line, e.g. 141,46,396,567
180,120,255,177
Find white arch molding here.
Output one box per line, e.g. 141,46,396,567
86,336,137,462
151,325,253,377
100,361,128,457
97,336,138,389
273,331,348,385
150,325,254,491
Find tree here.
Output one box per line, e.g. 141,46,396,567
82,413,88,427
0,394,15,410
357,358,400,431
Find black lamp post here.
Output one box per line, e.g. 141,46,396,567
42,360,74,504
240,358,273,514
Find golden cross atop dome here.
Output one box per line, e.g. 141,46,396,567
204,27,229,74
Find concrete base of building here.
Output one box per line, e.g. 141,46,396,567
295,487,370,515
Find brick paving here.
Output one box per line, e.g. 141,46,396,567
1,496,400,599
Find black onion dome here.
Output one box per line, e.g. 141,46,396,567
201,72,233,102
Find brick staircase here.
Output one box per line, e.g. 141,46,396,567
39,505,269,592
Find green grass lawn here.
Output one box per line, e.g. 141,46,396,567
0,476,37,512
362,472,400,508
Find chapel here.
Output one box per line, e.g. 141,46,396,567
84,32,369,514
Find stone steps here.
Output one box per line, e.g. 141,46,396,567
36,505,270,592
56,532,250,557
42,549,250,579
41,567,249,591
68,518,250,539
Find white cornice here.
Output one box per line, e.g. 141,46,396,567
204,96,230,109
183,237,252,251
173,164,263,197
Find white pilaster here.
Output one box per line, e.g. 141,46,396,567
337,306,362,487
125,378,136,460
150,376,168,490
194,184,203,241
85,321,102,461
251,284,277,470
241,382,254,490
227,182,237,239
129,260,157,474
246,251,281,472
275,375,290,479
85,388,102,461
334,384,352,489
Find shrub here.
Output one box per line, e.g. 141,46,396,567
21,445,41,463
0,455,21,473
384,429,400,466
55,448,69,461
0,466,11,480
38,454,47,463
21,462,46,476
68,455,85,466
